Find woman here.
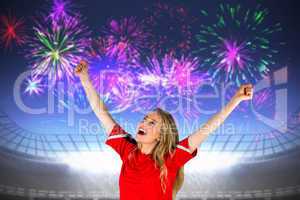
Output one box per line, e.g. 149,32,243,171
74,60,253,200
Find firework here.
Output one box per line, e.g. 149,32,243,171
93,17,148,67
144,2,194,57
24,77,44,95
86,17,151,111
49,0,72,20
0,14,26,49
89,59,138,112
196,4,283,86
139,54,208,95
59,79,89,109
27,15,91,86
48,0,75,29
133,54,209,118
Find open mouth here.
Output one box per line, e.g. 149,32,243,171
137,128,146,135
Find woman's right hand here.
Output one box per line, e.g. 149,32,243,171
75,60,89,81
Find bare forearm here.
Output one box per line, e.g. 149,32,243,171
187,84,254,152
81,77,105,112
189,98,240,151
200,97,240,135
80,77,115,133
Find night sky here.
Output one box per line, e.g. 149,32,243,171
0,0,299,143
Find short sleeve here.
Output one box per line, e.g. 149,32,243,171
105,123,136,161
172,136,198,168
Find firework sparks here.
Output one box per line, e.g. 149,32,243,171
50,0,72,20
51,79,88,111
0,14,26,49
144,2,194,56
139,54,208,95
196,4,283,86
48,0,75,29
24,77,44,95
134,54,209,118
89,60,138,112
214,40,254,82
27,15,91,86
93,17,148,67
85,17,151,110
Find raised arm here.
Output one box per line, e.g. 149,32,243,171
188,84,254,152
74,60,116,134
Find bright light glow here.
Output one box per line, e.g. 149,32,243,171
24,77,43,95
185,152,241,173
61,148,122,174
61,150,241,174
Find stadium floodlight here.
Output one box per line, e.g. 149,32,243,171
185,152,241,173
61,148,122,174
61,149,241,174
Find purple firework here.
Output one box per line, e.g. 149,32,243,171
196,3,283,86
95,17,149,67
217,40,252,81
27,15,91,87
86,17,151,111
133,54,210,118
48,0,75,29
89,61,138,112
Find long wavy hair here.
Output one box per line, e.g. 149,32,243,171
135,107,184,199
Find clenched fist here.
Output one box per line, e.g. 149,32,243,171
75,60,89,80
233,84,254,102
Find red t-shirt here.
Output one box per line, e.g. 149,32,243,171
105,123,198,200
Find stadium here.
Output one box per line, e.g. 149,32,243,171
0,0,299,200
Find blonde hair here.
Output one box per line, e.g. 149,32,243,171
138,107,184,199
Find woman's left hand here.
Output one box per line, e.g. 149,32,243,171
233,84,254,103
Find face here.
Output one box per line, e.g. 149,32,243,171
136,111,162,144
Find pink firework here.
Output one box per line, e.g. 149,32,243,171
138,54,208,96
217,40,252,82
48,0,75,29
0,14,26,49
95,17,149,67
169,56,209,95
88,17,148,111
219,40,250,69
50,0,71,19
90,62,138,112
134,54,209,118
